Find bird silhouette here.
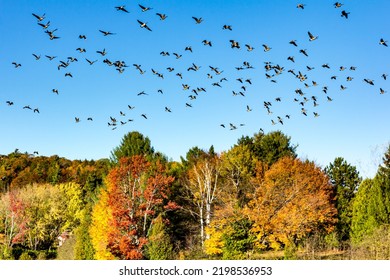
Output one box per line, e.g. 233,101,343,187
379,38,388,47
32,13,45,21
139,4,152,12
115,6,129,13
192,16,203,24
137,20,152,31
341,10,350,19
156,13,167,20
99,30,115,36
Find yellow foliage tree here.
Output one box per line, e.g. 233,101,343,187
89,187,115,260
246,157,337,250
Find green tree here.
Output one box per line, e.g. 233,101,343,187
146,214,174,260
325,157,361,241
110,131,155,164
238,130,297,166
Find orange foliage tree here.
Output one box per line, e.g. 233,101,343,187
105,155,176,259
245,157,337,249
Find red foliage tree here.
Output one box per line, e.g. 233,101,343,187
106,155,177,259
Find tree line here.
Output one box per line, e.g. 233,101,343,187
0,130,389,259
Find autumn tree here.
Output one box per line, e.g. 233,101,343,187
325,157,361,241
220,144,256,208
89,187,115,260
246,157,337,250
182,153,222,248
105,155,176,259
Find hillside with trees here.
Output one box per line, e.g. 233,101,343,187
1,130,389,260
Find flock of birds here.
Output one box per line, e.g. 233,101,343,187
4,2,388,132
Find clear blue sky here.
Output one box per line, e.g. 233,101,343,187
1,0,389,178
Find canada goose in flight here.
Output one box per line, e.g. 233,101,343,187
115,6,129,13
38,21,50,29
137,91,148,96
340,84,347,90
33,108,40,113
379,38,388,47
96,48,106,56
245,79,252,84
341,10,350,19
322,63,330,69
32,13,45,21
287,56,295,63
297,4,306,9
334,2,343,8
380,88,386,94
45,55,56,60
65,72,73,77
160,51,170,56
192,16,203,24
222,25,232,30
99,30,115,36
75,117,80,123
86,58,97,65
245,44,254,51
156,13,167,20
67,57,78,62
78,34,87,39
202,40,212,46
137,20,152,31
246,105,252,112
52,89,59,94
12,62,22,68
173,53,182,59
87,117,93,121
185,46,193,52
76,47,86,53
48,33,60,40
128,105,135,110
350,66,357,71
327,96,333,101
185,103,192,108
139,4,152,12
299,49,308,56
230,40,240,49
346,76,353,82
289,40,298,47
220,124,226,128
229,123,237,130
32,54,41,60
120,111,125,116
308,31,318,41
331,76,337,80
313,112,320,118
165,107,172,112
6,101,14,106
166,67,174,72
141,114,148,119
176,73,183,79
23,105,32,110
363,79,374,85
262,44,271,52
382,74,388,80
339,66,346,71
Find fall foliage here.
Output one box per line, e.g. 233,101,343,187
246,157,337,250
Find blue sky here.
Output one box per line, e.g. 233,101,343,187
1,0,389,178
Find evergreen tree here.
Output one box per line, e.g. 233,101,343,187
110,131,155,164
325,157,361,241
146,214,174,260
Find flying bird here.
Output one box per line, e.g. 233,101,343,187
297,4,306,9
192,16,203,24
341,10,350,19
308,31,318,41
32,13,45,21
137,20,152,31
222,25,232,30
379,38,388,47
156,13,167,20
139,4,152,12
99,30,115,36
115,6,129,13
